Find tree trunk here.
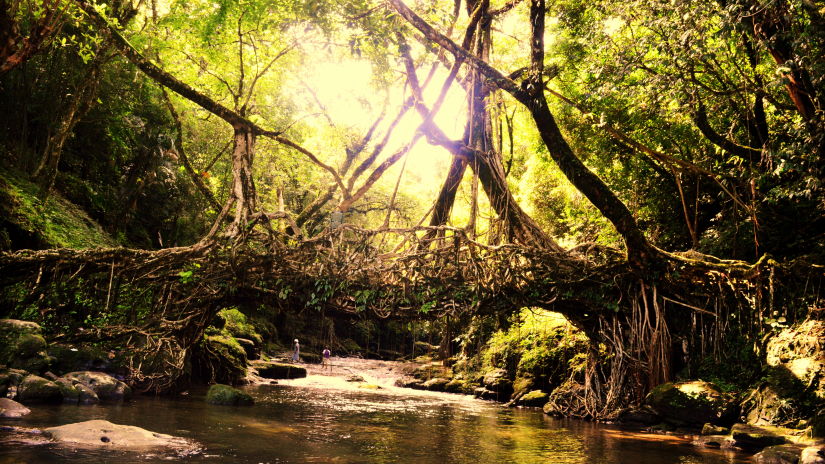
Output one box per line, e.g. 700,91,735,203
32,43,109,196
227,127,257,237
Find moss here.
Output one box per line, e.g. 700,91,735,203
206,384,254,406
217,308,263,346
18,375,63,403
16,334,47,358
0,168,117,250
519,390,549,406
464,308,589,401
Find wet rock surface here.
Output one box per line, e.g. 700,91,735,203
61,371,131,402
17,374,62,403
754,444,806,464
731,423,788,449
645,381,735,426
0,398,31,418
44,419,197,452
206,383,254,406
251,360,307,379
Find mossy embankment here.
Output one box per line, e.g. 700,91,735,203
0,167,117,250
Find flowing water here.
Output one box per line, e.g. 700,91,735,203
0,358,750,464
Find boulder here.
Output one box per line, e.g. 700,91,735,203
17,374,62,403
206,384,254,406
0,368,27,397
617,406,661,426
701,423,730,435
251,361,307,379
422,378,450,392
731,423,787,449
801,446,825,464
0,319,52,374
511,376,536,400
518,390,549,407
692,435,735,449
474,387,500,401
0,398,31,418
347,375,366,383
44,419,194,450
482,368,513,398
395,378,423,389
55,377,99,404
235,338,261,361
765,319,825,401
444,379,468,394
754,444,804,464
61,371,131,402
645,381,736,426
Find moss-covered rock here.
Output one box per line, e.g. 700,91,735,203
0,319,52,374
518,390,549,407
61,371,131,402
17,374,62,403
216,309,263,360
731,423,788,449
753,444,803,464
617,406,661,426
483,368,513,393
48,344,113,374
422,377,450,392
412,362,451,382
702,423,730,435
54,377,99,404
765,320,824,401
645,381,736,426
206,384,253,406
251,360,306,379
692,435,735,449
444,379,469,394
193,334,248,385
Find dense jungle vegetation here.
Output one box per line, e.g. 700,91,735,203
0,0,823,432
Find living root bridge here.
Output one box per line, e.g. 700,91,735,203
1,226,815,412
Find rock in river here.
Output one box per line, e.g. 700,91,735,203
206,383,254,406
60,371,131,402
0,398,31,418
645,380,735,426
44,419,195,451
16,374,62,403
250,360,307,379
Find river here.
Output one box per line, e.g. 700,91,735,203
0,358,750,463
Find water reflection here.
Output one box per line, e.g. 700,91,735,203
0,374,750,464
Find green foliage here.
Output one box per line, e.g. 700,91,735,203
0,168,117,250
692,334,760,392
217,308,263,345
466,309,589,391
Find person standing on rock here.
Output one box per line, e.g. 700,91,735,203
292,339,300,362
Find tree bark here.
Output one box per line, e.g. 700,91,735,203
227,127,257,237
